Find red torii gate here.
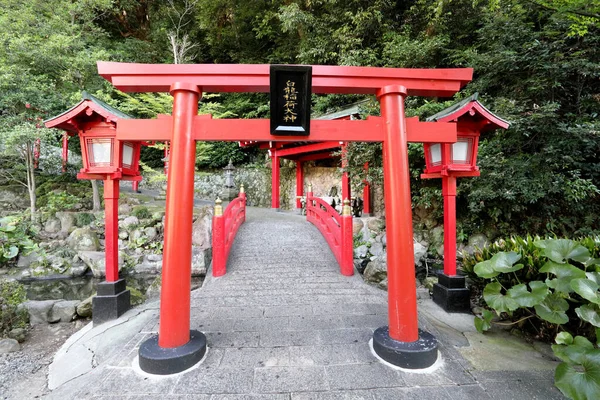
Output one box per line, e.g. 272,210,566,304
98,61,472,374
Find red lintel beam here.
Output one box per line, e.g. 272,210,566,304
117,117,457,144
295,152,337,162
276,141,341,157
98,62,472,98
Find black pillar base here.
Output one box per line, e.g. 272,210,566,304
139,330,207,375
432,273,471,313
372,326,438,369
92,279,130,325
272,208,280,212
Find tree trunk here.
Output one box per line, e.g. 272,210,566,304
91,180,101,211
25,143,37,222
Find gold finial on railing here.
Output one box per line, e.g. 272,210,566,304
342,199,352,216
214,198,223,216
308,183,313,193
239,184,245,194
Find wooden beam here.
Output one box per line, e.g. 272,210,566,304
99,62,473,98
117,116,457,144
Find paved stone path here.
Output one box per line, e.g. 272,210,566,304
46,208,565,399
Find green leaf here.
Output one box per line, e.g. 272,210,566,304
475,309,495,333
586,272,600,285
534,293,569,324
489,251,523,273
474,260,499,279
571,279,600,304
556,332,573,345
576,304,600,328
483,282,520,314
540,261,586,293
555,350,600,400
4,246,18,259
507,281,549,308
535,239,591,263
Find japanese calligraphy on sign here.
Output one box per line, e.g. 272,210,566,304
270,65,312,136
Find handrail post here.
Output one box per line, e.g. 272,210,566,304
341,199,354,276
212,198,226,277
239,184,246,222
306,183,313,217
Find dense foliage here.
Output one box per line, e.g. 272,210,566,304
0,0,598,236
467,237,600,399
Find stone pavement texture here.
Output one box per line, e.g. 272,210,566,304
45,208,565,399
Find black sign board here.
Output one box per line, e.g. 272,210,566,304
270,65,312,136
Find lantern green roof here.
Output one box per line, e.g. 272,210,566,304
426,92,509,129
81,91,131,120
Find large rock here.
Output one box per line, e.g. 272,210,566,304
121,216,139,229
55,212,75,233
51,300,80,322
413,241,428,267
353,245,369,259
66,228,100,251
16,251,41,268
468,233,490,250
44,218,61,233
76,296,93,318
78,251,122,278
21,300,60,325
366,217,385,233
144,227,158,240
192,247,211,276
370,242,385,257
0,338,21,354
8,328,27,343
363,257,387,284
191,207,213,249
352,219,364,236
430,226,445,256
146,276,161,299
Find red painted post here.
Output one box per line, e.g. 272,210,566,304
341,199,354,276
271,151,280,210
212,199,225,277
103,177,120,282
363,162,371,216
158,82,200,349
132,180,139,192
442,175,457,276
164,142,169,175
61,133,68,173
341,143,350,201
240,185,247,222
378,85,419,343
295,160,303,210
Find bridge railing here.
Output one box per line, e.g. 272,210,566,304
212,185,247,277
306,187,354,276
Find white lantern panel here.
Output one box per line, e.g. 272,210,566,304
122,143,134,168
90,140,112,166
429,143,442,166
452,139,470,164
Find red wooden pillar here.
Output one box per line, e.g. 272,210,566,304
378,86,418,342
132,180,140,192
271,151,280,210
295,160,303,210
159,83,200,348
164,142,169,175
341,200,354,276
341,143,350,201
61,133,68,173
373,85,437,369
103,177,119,282
442,175,457,276
363,162,371,216
212,199,225,277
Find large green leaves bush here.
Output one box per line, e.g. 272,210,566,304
0,215,36,266
471,237,600,399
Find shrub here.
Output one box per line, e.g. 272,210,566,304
75,212,95,227
0,280,29,337
470,237,600,399
0,215,36,267
131,206,152,220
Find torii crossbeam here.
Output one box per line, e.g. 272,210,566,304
97,61,473,374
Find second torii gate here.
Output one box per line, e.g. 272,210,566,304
97,61,473,374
